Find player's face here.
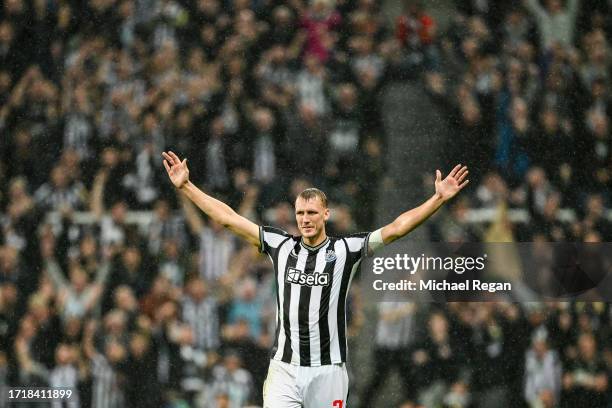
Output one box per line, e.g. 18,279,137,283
295,196,330,239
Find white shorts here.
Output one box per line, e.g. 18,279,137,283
263,359,349,408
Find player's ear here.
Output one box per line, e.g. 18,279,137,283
324,208,330,221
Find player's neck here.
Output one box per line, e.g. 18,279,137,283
301,232,328,248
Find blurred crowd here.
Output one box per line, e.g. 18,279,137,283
368,0,612,407
0,0,390,406
1,0,612,407
363,301,612,408
422,0,612,244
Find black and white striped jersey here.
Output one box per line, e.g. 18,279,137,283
259,226,371,367
91,354,124,408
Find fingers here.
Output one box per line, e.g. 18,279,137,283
449,164,462,177
162,152,174,165
163,151,187,169
182,158,188,171
456,167,468,182
456,165,468,175
459,179,470,189
169,151,181,164
163,159,171,173
436,169,442,182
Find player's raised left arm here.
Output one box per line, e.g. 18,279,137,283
380,164,469,245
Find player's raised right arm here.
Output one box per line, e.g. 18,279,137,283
162,151,261,248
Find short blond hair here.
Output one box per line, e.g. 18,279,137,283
297,188,328,208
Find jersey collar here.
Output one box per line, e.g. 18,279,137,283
300,236,330,252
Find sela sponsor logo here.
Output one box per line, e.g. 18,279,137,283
286,267,330,286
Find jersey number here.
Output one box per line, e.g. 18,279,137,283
333,401,343,408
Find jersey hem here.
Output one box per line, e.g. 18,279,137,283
270,356,346,367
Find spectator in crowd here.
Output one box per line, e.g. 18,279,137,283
360,302,418,406
181,195,236,284
125,332,162,408
82,319,128,408
227,278,263,342
181,277,220,353
524,0,580,50
562,332,609,407
49,343,81,408
297,0,342,63
413,311,463,407
44,254,110,321
524,327,562,407
395,0,437,71
205,352,253,408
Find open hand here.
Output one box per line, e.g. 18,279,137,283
162,151,189,189
435,164,469,201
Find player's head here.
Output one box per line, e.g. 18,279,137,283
295,188,330,239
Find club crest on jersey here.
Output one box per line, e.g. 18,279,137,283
286,267,330,286
325,250,337,263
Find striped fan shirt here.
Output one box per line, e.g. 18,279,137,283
259,226,371,367
91,354,124,408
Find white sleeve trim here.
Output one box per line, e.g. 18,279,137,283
367,227,385,256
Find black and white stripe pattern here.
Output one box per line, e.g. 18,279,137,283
34,183,85,211
205,139,229,190
181,296,220,351
199,228,235,282
253,134,276,183
297,70,329,115
49,365,80,408
64,112,94,159
147,214,187,255
91,354,123,408
260,226,369,367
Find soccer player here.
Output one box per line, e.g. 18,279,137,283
162,151,469,408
